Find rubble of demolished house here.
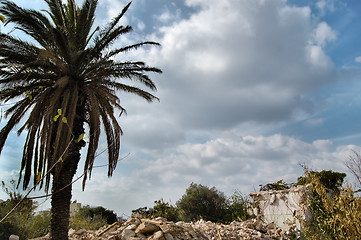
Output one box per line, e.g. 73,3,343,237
30,213,301,240
28,185,313,240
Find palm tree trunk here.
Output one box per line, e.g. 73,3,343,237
50,106,85,240
50,140,82,240
50,165,73,240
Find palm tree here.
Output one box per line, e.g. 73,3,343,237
0,0,161,239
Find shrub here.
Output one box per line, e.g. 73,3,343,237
259,179,295,191
0,180,49,239
176,183,228,222
132,199,181,222
300,170,361,239
69,205,116,230
224,190,252,223
151,199,181,222
296,170,346,191
69,214,107,230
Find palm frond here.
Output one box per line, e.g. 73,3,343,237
0,0,161,191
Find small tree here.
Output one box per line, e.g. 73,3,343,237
132,199,180,222
224,190,252,223
0,180,50,239
345,150,361,191
296,170,346,192
176,183,228,222
151,199,180,222
69,205,117,230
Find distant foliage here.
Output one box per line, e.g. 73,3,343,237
296,170,346,191
132,199,181,222
224,190,253,223
151,199,181,222
133,184,252,224
69,214,107,231
176,183,228,223
259,179,295,191
70,205,117,230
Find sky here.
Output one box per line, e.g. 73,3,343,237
2,0,361,217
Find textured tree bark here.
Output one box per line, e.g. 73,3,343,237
50,166,73,240
50,138,83,239
50,104,85,240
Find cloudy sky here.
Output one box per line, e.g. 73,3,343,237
2,0,361,217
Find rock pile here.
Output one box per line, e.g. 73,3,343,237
32,214,301,240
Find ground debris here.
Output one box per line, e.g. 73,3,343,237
31,214,301,240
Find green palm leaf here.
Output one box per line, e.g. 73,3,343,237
0,1,161,238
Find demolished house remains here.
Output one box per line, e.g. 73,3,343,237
249,184,312,229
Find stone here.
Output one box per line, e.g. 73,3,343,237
9,235,19,240
152,231,164,240
135,222,160,235
74,229,87,235
121,229,136,239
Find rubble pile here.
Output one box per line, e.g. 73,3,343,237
32,214,301,240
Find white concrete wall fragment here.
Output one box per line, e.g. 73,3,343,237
249,185,311,229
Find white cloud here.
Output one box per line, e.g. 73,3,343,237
355,56,361,63
312,139,333,151
316,0,335,16
119,0,337,153
98,0,130,25
156,7,181,24
313,22,337,48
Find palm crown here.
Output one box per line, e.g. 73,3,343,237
0,0,161,191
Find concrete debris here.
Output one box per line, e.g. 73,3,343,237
31,214,301,240
249,185,312,229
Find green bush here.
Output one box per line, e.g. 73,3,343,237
300,170,361,239
75,205,117,224
176,183,228,222
69,214,107,230
0,180,50,239
224,190,252,223
259,179,295,191
151,199,181,222
296,170,346,191
132,199,181,222
69,205,116,230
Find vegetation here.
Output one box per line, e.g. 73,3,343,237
133,183,252,223
176,183,229,222
345,150,361,191
300,171,360,239
0,180,51,240
259,179,295,191
0,0,161,239
132,199,181,222
1,180,122,238
69,205,117,230
296,170,346,191
70,205,117,230
223,190,252,223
